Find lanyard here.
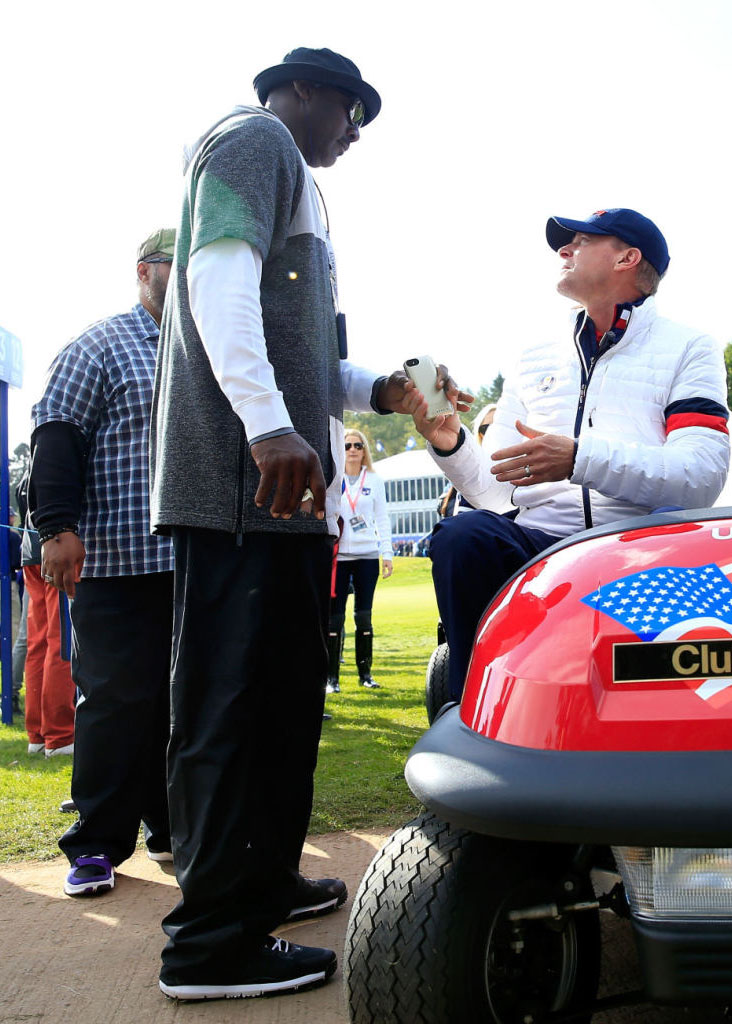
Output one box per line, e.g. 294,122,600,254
343,469,367,515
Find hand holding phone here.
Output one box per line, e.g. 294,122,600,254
403,356,454,419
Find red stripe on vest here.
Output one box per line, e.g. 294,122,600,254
666,412,729,435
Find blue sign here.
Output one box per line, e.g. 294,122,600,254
0,326,23,389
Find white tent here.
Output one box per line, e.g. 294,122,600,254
372,449,447,544
373,448,443,480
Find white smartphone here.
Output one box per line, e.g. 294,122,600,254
403,356,454,419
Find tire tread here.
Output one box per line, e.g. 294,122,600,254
345,812,600,1024
425,644,451,725
345,812,466,1023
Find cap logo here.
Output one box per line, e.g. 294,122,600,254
593,210,607,217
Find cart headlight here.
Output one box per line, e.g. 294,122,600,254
613,846,732,920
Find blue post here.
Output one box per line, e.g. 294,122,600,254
0,326,24,726
0,380,12,724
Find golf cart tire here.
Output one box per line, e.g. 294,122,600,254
345,811,600,1024
425,644,451,725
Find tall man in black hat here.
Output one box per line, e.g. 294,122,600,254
151,47,470,1001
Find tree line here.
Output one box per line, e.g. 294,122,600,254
345,373,505,458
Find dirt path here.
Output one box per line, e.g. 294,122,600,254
0,830,387,1024
1,830,726,1024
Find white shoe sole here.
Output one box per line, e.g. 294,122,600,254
287,895,341,920
159,970,327,1001
147,850,174,862
64,874,115,896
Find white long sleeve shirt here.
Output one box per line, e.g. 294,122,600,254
188,237,382,535
188,238,377,442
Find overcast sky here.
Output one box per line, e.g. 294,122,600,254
1,0,730,452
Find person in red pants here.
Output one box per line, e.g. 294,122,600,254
23,564,75,756
16,468,75,756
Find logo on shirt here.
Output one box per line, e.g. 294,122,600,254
537,375,556,393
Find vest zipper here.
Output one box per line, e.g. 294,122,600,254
573,326,616,530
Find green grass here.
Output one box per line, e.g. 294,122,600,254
0,558,438,862
0,732,77,861
312,558,437,832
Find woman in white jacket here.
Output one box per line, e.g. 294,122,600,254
327,430,393,693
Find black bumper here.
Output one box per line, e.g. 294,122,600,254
405,708,732,846
634,917,732,1003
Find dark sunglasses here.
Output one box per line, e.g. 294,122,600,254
478,423,489,437
345,441,364,450
141,256,173,264
347,96,366,129
312,84,365,129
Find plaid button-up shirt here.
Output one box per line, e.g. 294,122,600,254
32,304,174,577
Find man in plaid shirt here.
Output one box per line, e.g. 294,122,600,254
29,229,176,898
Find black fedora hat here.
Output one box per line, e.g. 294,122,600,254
253,47,381,126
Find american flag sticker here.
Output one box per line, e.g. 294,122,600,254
583,563,732,703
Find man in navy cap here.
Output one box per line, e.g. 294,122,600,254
151,46,467,1002
406,208,730,702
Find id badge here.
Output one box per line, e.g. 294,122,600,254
350,514,367,532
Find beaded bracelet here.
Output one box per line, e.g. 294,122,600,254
37,525,79,545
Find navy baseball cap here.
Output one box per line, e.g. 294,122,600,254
546,208,670,276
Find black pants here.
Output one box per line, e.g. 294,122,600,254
59,572,174,865
331,557,380,619
161,528,332,975
431,511,560,701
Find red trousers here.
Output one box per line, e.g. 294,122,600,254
24,565,75,750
